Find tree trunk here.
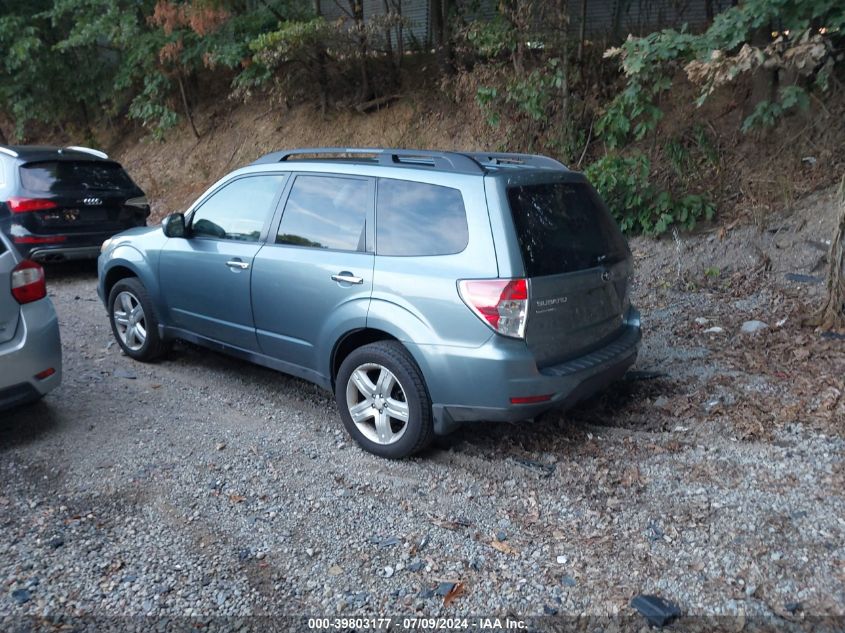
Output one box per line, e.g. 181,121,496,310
805,177,845,331
314,0,329,115
578,0,587,62
747,23,777,122
393,0,404,67
440,0,454,75
178,74,200,139
382,0,399,88
431,0,443,50
348,0,370,101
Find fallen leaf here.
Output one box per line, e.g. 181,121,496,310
443,581,466,607
228,494,246,504
621,465,642,487
328,565,343,576
489,538,518,555
216,443,226,451
431,517,472,531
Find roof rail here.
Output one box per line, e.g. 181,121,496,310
64,145,109,159
0,146,19,158
462,152,567,170
252,147,485,174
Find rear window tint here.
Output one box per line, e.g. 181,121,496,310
507,182,628,277
20,161,136,193
376,179,468,256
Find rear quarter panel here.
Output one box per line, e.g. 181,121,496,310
368,172,499,348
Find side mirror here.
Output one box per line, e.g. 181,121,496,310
162,213,186,238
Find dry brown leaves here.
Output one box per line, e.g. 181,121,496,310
443,582,466,607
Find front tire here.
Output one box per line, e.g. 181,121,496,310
335,341,434,459
108,277,169,362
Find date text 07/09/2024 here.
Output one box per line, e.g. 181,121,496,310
307,617,528,630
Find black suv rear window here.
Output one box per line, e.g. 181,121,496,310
507,182,628,277
376,179,468,256
20,161,136,193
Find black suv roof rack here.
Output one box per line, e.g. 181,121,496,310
0,144,110,161
250,148,568,174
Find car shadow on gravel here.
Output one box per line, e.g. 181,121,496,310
429,372,687,456
0,400,62,450
42,260,98,283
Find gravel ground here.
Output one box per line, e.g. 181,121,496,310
0,200,843,630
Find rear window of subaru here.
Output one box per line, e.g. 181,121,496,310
507,181,628,277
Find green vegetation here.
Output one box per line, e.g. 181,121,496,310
0,0,842,236
585,153,714,234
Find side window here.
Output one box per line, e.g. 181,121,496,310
277,175,368,251
191,175,286,242
0,158,6,188
376,179,468,256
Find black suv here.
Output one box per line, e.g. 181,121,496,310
0,145,149,262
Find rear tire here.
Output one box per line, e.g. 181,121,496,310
335,341,434,459
108,277,169,362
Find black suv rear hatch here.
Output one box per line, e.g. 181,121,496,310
506,178,632,368
15,160,146,235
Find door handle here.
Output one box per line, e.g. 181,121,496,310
226,260,250,270
331,272,363,284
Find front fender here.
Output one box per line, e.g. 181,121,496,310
100,245,164,316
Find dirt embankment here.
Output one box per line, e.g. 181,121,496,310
106,98,494,221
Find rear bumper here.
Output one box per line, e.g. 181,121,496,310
29,245,101,262
7,226,118,262
0,298,62,411
416,309,641,434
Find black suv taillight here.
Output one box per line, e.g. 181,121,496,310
7,196,58,213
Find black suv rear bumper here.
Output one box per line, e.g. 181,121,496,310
27,244,101,263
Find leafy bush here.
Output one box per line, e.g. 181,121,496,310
599,0,845,147
585,153,714,234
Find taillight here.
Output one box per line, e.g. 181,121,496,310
7,197,58,213
11,260,47,304
458,278,529,338
13,235,67,244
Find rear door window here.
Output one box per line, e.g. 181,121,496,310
376,179,468,256
20,161,137,193
191,175,287,242
277,175,369,251
507,181,628,277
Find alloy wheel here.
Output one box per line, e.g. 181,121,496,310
345,363,410,445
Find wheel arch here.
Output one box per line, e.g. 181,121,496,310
103,265,138,302
330,328,399,390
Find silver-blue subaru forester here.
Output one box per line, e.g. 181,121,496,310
98,149,641,458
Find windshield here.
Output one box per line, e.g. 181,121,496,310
507,181,629,277
20,161,137,193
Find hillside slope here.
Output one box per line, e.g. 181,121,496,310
107,98,493,221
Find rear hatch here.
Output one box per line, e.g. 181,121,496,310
506,177,633,368
0,241,20,345
13,160,147,235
